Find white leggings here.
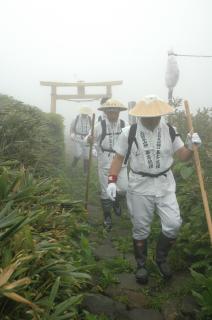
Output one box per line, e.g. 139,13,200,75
127,192,182,240
72,139,89,160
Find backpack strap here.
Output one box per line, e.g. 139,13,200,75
73,115,80,134
167,123,180,142
100,120,107,151
120,119,125,128
124,123,138,164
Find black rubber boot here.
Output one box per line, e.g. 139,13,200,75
71,157,80,168
83,159,89,175
156,233,176,279
101,199,112,231
113,194,122,217
133,239,148,284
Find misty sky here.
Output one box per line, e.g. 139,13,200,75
0,0,212,127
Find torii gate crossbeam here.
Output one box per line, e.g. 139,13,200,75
40,80,123,113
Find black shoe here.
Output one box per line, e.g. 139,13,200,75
113,196,122,216
133,239,148,284
157,261,172,279
156,233,175,280
103,217,112,231
135,266,148,284
113,204,122,216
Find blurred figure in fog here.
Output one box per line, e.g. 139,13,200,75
70,107,92,174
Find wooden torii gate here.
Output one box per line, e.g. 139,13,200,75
40,80,123,113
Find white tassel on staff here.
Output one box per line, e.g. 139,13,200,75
165,49,180,105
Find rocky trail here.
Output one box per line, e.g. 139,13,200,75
79,204,199,320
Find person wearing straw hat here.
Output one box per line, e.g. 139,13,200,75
106,95,201,283
86,98,128,230
70,106,92,174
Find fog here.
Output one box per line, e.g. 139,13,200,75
0,0,212,130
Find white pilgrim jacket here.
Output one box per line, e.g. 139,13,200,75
70,115,91,141
89,118,127,169
114,120,184,197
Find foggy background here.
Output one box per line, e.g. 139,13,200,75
0,0,212,130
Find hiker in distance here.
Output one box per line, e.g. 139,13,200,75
106,95,202,283
97,96,108,122
86,98,128,230
70,107,92,175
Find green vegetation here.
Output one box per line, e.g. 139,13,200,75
0,95,92,319
0,94,211,319
0,94,65,176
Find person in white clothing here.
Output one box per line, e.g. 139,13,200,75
86,99,128,230
70,107,92,174
106,95,202,283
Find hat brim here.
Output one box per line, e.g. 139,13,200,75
98,106,127,112
129,100,174,117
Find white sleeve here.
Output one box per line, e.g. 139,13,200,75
173,136,184,152
170,125,184,152
113,126,130,156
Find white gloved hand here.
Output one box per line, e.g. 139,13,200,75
107,183,117,201
186,132,202,151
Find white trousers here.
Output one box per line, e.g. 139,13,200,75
99,167,128,199
127,191,182,240
72,138,89,160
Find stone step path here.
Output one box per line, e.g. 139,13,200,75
81,204,198,320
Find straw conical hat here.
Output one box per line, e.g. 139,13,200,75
79,106,92,115
98,99,127,112
129,95,174,117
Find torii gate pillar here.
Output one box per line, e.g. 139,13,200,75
51,85,57,113
40,80,123,113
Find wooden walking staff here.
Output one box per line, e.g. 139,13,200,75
184,100,212,245
85,113,96,210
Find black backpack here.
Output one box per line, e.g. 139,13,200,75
124,123,180,164
100,119,125,152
